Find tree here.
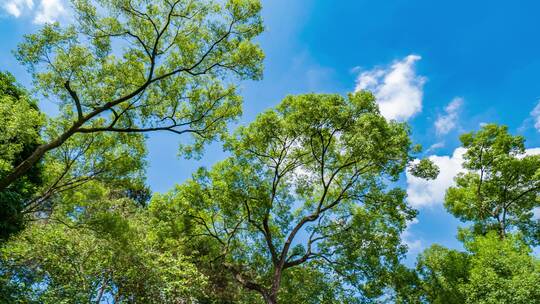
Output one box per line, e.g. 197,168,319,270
27,126,148,214
0,71,45,241
0,180,207,303
394,125,540,304
445,124,540,241
410,232,540,304
460,232,540,304
414,244,470,304
2,97,148,241
0,0,264,193
151,92,435,304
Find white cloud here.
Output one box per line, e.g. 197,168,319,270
435,97,463,135
33,0,66,24
524,148,540,156
1,0,33,17
406,147,467,208
355,55,426,121
402,218,423,253
407,146,540,209
531,101,540,132
1,0,66,23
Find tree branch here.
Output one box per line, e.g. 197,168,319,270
64,81,84,120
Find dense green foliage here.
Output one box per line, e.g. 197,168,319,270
150,92,435,303
395,124,540,304
445,124,540,242
0,71,44,240
1,181,206,303
411,232,540,304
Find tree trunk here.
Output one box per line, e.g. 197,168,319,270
263,293,277,304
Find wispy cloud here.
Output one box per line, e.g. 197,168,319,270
355,55,426,121
1,0,66,23
34,0,65,23
531,101,540,132
426,141,445,152
435,97,463,135
1,0,33,17
402,218,423,253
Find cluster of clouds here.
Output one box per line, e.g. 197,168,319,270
354,54,540,209
354,54,540,253
1,0,66,24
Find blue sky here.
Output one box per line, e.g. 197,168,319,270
2,0,540,260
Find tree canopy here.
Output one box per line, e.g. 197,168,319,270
0,0,265,241
445,124,540,242
395,124,540,304
151,92,434,303
0,0,264,197
1,181,206,303
2,2,540,303
410,232,540,304
0,71,45,240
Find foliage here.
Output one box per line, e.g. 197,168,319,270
460,232,540,304
276,265,360,304
8,4,540,303
151,92,434,303
2,110,148,240
445,124,540,242
414,244,470,304
395,124,540,304
0,71,45,241
0,0,264,197
1,0,265,243
409,158,439,180
409,233,540,304
0,181,206,303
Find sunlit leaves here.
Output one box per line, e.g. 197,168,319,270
152,92,421,302
444,124,540,242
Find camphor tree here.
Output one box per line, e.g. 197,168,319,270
0,0,264,194
445,124,540,242
152,92,437,304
